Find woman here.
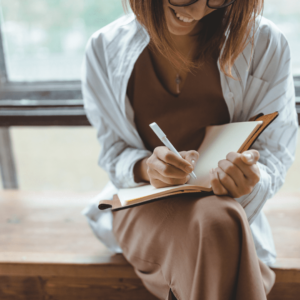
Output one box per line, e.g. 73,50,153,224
82,0,298,299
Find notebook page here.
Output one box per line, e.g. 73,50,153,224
188,121,262,189
118,184,199,206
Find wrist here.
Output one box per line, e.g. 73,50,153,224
133,157,150,183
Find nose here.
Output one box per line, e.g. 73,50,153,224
183,0,208,20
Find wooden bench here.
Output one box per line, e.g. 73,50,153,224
0,191,299,300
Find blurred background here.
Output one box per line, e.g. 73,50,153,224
0,0,299,192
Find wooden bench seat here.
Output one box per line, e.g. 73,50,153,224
0,191,299,300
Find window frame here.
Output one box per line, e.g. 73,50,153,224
0,24,88,126
0,24,299,126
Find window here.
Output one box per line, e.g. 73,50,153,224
264,0,300,76
1,0,299,82
0,0,299,191
0,0,124,81
0,0,125,190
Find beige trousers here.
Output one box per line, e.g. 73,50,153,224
112,194,275,300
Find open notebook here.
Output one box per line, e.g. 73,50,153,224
99,112,278,211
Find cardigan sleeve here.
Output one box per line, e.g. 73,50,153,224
235,22,298,224
82,35,151,189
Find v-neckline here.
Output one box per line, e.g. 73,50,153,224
145,46,191,98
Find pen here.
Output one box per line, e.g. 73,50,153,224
149,122,197,180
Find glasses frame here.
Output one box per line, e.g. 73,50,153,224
168,0,236,9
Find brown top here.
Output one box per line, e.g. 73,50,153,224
127,46,230,152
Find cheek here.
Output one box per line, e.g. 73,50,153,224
199,6,215,19
205,8,215,16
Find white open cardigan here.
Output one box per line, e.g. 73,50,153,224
81,13,298,266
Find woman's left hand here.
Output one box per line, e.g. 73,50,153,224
209,150,261,198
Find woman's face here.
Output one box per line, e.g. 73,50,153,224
163,0,215,36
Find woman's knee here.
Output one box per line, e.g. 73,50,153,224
192,195,247,233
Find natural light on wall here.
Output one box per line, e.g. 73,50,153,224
0,0,299,82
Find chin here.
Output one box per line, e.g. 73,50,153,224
167,25,197,36
165,6,200,36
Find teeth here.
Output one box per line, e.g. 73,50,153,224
175,11,194,23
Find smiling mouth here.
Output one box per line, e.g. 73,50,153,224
170,7,195,23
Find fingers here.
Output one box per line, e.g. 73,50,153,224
147,155,188,179
226,151,260,184
216,167,251,198
209,168,228,196
154,147,193,174
151,178,188,188
149,169,189,187
151,178,168,189
147,147,199,188
218,159,246,189
211,151,261,198
241,150,260,165
180,150,199,167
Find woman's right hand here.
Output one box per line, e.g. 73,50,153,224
134,146,199,188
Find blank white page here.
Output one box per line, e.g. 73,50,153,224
188,121,262,189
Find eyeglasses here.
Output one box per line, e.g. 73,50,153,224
168,0,236,9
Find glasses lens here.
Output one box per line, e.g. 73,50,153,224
169,0,197,6
208,0,233,8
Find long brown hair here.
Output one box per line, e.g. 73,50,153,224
123,0,264,77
